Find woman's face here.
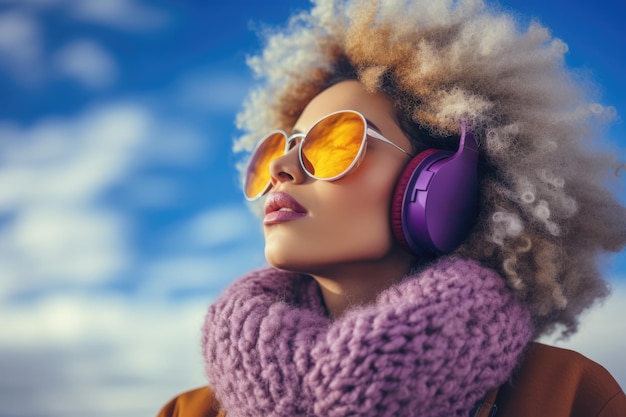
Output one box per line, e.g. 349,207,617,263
263,80,414,276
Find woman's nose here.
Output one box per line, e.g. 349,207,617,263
268,145,306,189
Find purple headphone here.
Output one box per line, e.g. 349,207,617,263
391,123,479,256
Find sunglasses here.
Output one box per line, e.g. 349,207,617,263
244,110,411,200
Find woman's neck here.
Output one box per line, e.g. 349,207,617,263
310,254,415,318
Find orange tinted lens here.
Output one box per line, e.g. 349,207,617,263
301,112,365,178
244,132,286,199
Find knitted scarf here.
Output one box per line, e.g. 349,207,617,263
202,257,533,417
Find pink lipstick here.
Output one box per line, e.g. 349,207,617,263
264,192,307,225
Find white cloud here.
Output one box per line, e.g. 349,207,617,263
0,1,168,86
176,72,252,114
140,248,265,298
0,11,42,81
173,204,260,248
0,208,129,296
0,98,220,301
0,104,154,298
0,104,150,207
139,204,266,296
0,294,209,417
69,0,168,31
120,175,183,208
53,39,117,89
140,122,210,167
0,0,64,8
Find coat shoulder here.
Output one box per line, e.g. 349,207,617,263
497,343,625,417
157,386,225,417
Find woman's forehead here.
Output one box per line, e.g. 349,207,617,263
292,80,411,150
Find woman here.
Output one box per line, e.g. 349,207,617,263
159,0,626,416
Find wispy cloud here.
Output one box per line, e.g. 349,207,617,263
0,11,42,82
0,104,150,207
0,104,149,297
0,0,168,88
176,72,252,114
0,294,209,417
1,0,168,30
139,203,265,296
140,246,265,298
0,208,130,296
69,0,169,31
118,175,183,209
53,39,118,89
170,204,260,249
0,0,65,8
0,100,214,299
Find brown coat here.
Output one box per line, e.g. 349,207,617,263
157,343,625,417
157,386,223,417
493,343,625,417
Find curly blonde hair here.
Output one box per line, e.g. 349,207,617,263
233,0,626,337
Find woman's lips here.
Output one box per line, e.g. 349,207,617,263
264,192,307,225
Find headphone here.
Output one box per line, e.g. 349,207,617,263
390,123,480,257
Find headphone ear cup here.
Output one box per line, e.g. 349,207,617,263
390,149,441,254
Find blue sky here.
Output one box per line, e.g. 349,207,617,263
0,1,624,416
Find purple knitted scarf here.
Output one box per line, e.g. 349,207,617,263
202,257,533,417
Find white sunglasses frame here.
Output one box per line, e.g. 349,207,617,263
244,109,411,201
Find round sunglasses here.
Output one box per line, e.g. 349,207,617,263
244,110,411,200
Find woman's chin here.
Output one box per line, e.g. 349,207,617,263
264,247,298,271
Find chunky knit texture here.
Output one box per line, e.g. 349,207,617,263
202,257,534,417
